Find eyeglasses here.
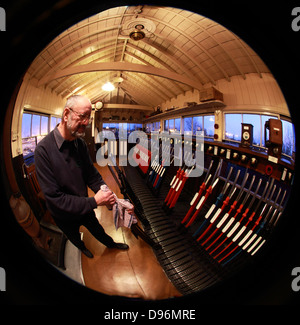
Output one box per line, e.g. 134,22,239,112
68,107,91,123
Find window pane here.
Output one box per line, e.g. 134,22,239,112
193,116,202,135
164,120,169,131
41,116,49,135
204,115,215,137
22,113,32,138
174,118,181,133
129,123,138,132
225,114,242,141
51,116,59,131
102,123,119,137
32,115,41,136
22,137,36,156
155,121,161,131
184,117,192,135
242,114,260,145
119,123,128,138
282,120,295,156
169,119,174,130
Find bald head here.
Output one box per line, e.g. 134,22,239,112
64,95,92,113
59,95,92,140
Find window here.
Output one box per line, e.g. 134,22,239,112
174,118,180,133
225,113,273,144
154,121,161,132
119,123,128,139
163,118,181,133
129,123,143,132
41,116,49,135
51,116,61,131
204,115,215,137
32,114,41,136
282,119,296,156
145,123,151,132
261,115,275,147
102,123,119,138
164,120,169,132
146,121,161,132
242,114,261,145
193,116,202,135
102,123,142,138
22,111,60,160
183,117,192,135
224,113,295,156
169,119,174,131
183,115,214,137
22,113,31,138
225,114,242,141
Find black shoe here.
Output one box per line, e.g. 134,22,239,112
81,247,94,258
107,242,129,250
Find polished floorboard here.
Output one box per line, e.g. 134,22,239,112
81,164,181,300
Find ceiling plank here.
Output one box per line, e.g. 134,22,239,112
160,7,246,79
103,103,153,111
144,16,231,82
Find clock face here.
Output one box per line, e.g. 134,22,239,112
243,131,250,141
95,101,103,109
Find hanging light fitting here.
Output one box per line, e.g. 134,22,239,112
129,24,145,41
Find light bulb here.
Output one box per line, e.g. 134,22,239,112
102,82,115,91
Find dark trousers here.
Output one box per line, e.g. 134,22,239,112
54,211,115,250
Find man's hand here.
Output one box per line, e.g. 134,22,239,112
94,189,116,206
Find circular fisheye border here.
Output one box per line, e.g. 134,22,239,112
0,0,299,305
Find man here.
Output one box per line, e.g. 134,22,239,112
35,95,129,258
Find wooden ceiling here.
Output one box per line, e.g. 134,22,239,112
27,5,270,109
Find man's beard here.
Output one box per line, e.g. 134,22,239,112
72,129,86,138
67,118,86,138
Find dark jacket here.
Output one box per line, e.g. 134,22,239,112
35,126,105,222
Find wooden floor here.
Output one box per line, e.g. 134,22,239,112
81,164,181,300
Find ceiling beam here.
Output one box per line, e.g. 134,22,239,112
38,62,203,91
124,47,187,94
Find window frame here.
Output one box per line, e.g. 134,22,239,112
280,117,296,157
102,122,143,138
21,110,61,160
183,114,215,138
163,118,181,134
223,111,295,157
